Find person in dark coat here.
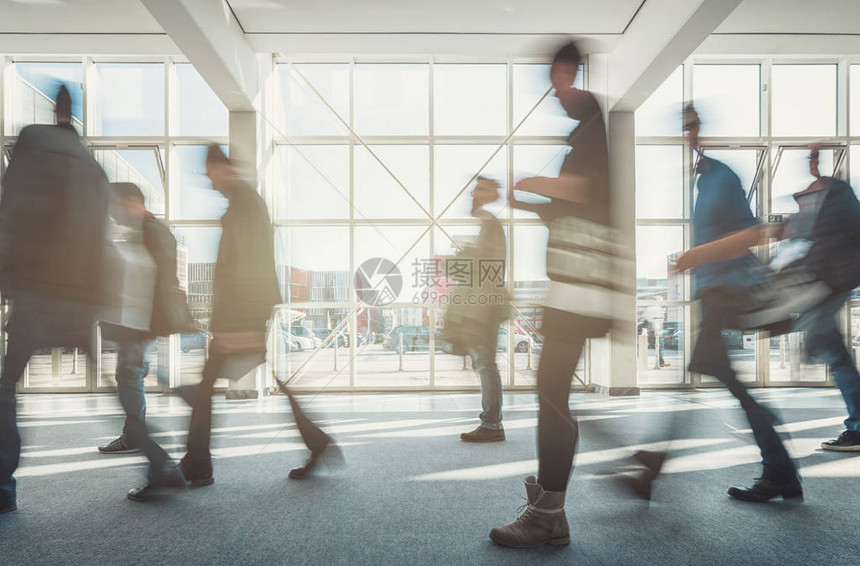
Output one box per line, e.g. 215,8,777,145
0,86,110,514
177,145,282,487
96,183,193,501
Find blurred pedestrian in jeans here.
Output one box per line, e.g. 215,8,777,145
0,86,109,514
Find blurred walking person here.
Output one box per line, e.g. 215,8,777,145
442,177,508,442
176,145,283,488
0,86,110,514
672,105,801,502
493,41,625,547
96,182,194,501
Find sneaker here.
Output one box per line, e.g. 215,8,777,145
460,426,505,443
727,477,803,503
98,436,139,455
128,463,187,502
0,500,17,514
821,430,860,452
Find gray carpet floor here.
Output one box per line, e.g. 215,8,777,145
1,389,858,565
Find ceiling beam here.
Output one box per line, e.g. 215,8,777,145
140,0,257,111
607,0,742,112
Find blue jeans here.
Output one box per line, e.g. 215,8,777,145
0,337,36,505
116,340,151,442
689,292,798,483
794,291,860,433
468,343,503,430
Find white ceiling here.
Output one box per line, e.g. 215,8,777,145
227,0,643,34
0,0,163,33
716,0,860,34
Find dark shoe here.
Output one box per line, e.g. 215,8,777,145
460,426,505,443
821,430,860,452
289,442,344,480
0,500,17,514
490,476,569,548
727,478,803,503
179,455,214,487
618,450,667,501
128,463,187,502
98,436,139,455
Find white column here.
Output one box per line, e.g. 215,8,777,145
590,110,639,396
225,110,267,399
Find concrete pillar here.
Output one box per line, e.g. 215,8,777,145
590,110,639,396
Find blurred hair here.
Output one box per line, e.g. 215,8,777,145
206,144,231,167
55,85,72,121
552,41,581,68
110,182,145,202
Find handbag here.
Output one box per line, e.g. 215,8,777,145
734,187,833,334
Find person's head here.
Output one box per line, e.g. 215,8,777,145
109,182,146,225
808,144,821,179
471,176,501,212
682,104,701,148
550,41,581,116
55,85,72,127
205,144,233,193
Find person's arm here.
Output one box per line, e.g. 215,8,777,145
674,225,764,272
513,175,588,203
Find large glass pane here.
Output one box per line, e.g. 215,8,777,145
175,63,228,137
771,65,836,137
174,227,221,386
276,145,349,220
354,145,429,219
276,226,350,304
94,149,166,216
851,146,860,193
94,63,165,137
278,63,350,137
23,348,88,389
771,148,834,214
512,308,544,385
357,306,431,387
10,62,83,135
172,145,229,220
354,64,429,136
434,145,507,219
513,224,549,297
636,305,686,385
354,225,430,306
636,66,684,137
512,145,569,219
635,226,684,302
768,330,827,383
693,65,760,137
851,66,860,137
512,64,579,137
636,145,684,219
434,64,506,136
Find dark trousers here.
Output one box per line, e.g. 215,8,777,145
183,352,226,469
690,292,797,483
0,337,34,504
115,340,170,473
536,309,594,493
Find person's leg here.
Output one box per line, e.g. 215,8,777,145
691,295,800,500
183,352,223,477
490,310,584,548
100,340,148,453
475,342,503,430
461,340,505,442
797,292,860,449
0,337,35,510
536,333,586,492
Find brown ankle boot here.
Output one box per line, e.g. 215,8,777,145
489,476,570,548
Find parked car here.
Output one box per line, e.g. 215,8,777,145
499,328,532,353
662,329,681,350
287,330,320,352
312,328,348,348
